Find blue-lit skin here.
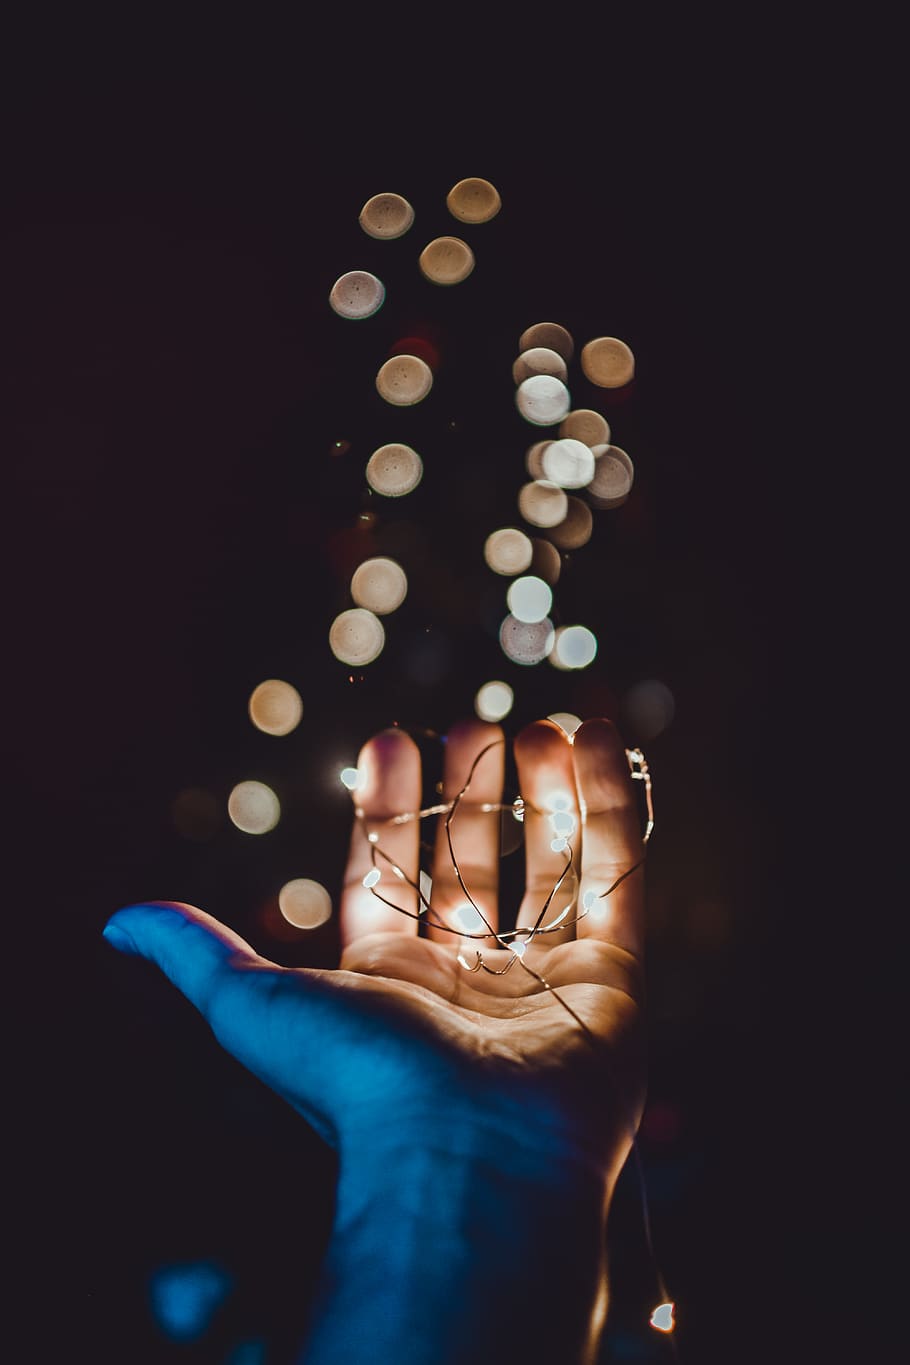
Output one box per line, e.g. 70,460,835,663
104,718,646,1365
148,1260,233,1342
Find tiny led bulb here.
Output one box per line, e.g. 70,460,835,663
454,903,485,933
362,868,381,888
509,939,528,958
583,889,597,911
340,767,364,790
550,836,568,852
549,810,576,836
650,1303,675,1333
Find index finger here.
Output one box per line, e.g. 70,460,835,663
572,718,646,958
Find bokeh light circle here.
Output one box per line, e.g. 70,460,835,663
515,374,571,426
376,355,433,405
506,575,553,623
559,408,611,447
366,443,423,496
542,438,596,489
519,322,574,363
248,679,303,736
475,680,514,722
359,192,415,239
446,177,502,223
580,336,635,388
329,271,385,320
554,625,598,669
228,781,281,834
484,527,533,576
525,441,551,479
547,712,583,736
499,615,555,665
350,557,408,614
512,347,568,385
418,237,475,285
587,446,634,507
329,608,386,665
278,878,333,929
518,480,568,528
547,496,593,549
531,537,562,584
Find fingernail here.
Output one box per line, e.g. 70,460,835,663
102,923,138,955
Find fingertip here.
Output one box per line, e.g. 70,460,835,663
514,716,567,757
102,921,139,955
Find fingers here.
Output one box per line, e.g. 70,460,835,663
513,719,580,945
340,728,422,946
428,719,505,943
572,718,645,958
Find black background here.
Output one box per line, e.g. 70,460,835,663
4,22,858,1365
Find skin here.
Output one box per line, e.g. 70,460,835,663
104,717,648,1364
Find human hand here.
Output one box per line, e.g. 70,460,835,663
103,717,648,1364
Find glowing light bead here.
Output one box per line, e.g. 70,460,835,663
446,177,501,224
547,496,593,550
484,528,533,576
550,836,568,852
587,445,634,508
518,480,568,529
499,614,555,666
546,790,573,812
550,810,576,836
454,903,486,933
248,679,303,736
583,890,597,911
350,557,408,614
559,408,610,447
362,868,381,889
542,438,596,489
525,441,551,479
375,355,433,406
329,608,385,666
650,1303,675,1333
515,374,571,426
329,271,385,320
511,347,568,385
507,575,552,624
547,711,582,736
340,767,364,791
278,878,333,929
519,321,574,364
509,938,528,958
418,236,475,285
475,680,514,722
227,781,280,835
581,335,635,388
359,192,415,239
366,443,423,497
554,624,597,669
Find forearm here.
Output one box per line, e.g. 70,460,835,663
299,1129,613,1365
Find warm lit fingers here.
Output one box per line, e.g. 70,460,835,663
513,719,580,944
572,717,645,957
341,729,421,945
428,719,505,944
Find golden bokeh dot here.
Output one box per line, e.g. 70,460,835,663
375,355,433,406
525,441,551,479
559,408,611,447
278,878,333,929
359,192,415,239
228,781,281,834
531,537,562,584
580,336,635,388
365,443,423,496
446,177,502,223
328,271,385,319
418,236,475,285
547,496,593,549
329,608,386,665
484,527,533,575
519,322,574,364
587,446,634,508
511,348,568,385
350,557,408,614
248,679,303,736
518,479,568,528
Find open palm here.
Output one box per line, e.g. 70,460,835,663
104,717,648,1178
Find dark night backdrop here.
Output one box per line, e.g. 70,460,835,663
3,25,859,1365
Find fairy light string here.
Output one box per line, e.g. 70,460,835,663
347,733,676,1347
